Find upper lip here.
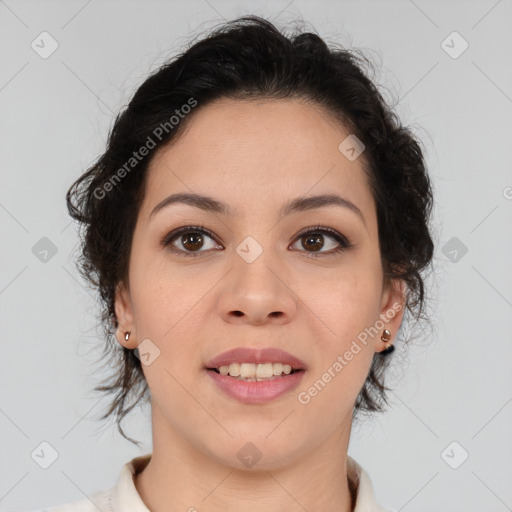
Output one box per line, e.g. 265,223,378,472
206,347,307,370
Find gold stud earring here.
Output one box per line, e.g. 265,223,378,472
124,331,131,341
380,329,394,355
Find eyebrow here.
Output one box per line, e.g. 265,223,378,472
149,192,366,225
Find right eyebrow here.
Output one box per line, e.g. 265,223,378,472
149,192,366,227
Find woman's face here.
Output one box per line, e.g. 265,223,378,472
115,97,404,469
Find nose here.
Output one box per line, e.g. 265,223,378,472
216,250,298,325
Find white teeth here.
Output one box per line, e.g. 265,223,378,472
228,363,241,376
272,363,283,375
216,362,297,380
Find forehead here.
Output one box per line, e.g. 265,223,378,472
142,97,375,223
170,96,351,152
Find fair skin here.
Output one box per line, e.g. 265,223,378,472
114,97,405,512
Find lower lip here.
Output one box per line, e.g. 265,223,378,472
206,369,305,404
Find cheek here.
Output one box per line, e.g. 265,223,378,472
298,275,379,414
132,282,207,355
298,259,382,334
128,255,224,384
296,259,382,390
129,249,202,333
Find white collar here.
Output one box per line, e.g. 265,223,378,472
108,453,393,512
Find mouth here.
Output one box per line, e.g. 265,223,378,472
205,346,307,375
206,364,305,382
205,363,306,404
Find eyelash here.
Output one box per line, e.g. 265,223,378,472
160,223,351,258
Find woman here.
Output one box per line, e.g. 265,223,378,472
49,15,434,512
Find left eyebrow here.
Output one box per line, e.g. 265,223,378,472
149,192,366,227
279,193,366,226
149,192,233,219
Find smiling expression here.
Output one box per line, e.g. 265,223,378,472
114,96,404,469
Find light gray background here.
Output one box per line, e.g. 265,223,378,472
1,1,511,511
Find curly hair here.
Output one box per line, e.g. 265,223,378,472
66,15,434,446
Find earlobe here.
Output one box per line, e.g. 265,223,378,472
377,278,406,354
114,282,137,349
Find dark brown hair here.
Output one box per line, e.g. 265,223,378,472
67,15,434,446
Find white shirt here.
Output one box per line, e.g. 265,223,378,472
40,454,394,512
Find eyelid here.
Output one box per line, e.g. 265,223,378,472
160,223,221,253
160,224,351,256
294,225,350,246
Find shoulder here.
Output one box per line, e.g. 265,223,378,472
28,454,151,512
30,488,112,512
347,456,396,512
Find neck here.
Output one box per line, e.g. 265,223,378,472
133,404,356,512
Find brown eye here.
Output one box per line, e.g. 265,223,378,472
291,226,351,256
161,225,221,257
180,232,205,252
161,224,351,258
301,233,325,252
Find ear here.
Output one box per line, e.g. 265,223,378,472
114,281,138,349
377,277,406,352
